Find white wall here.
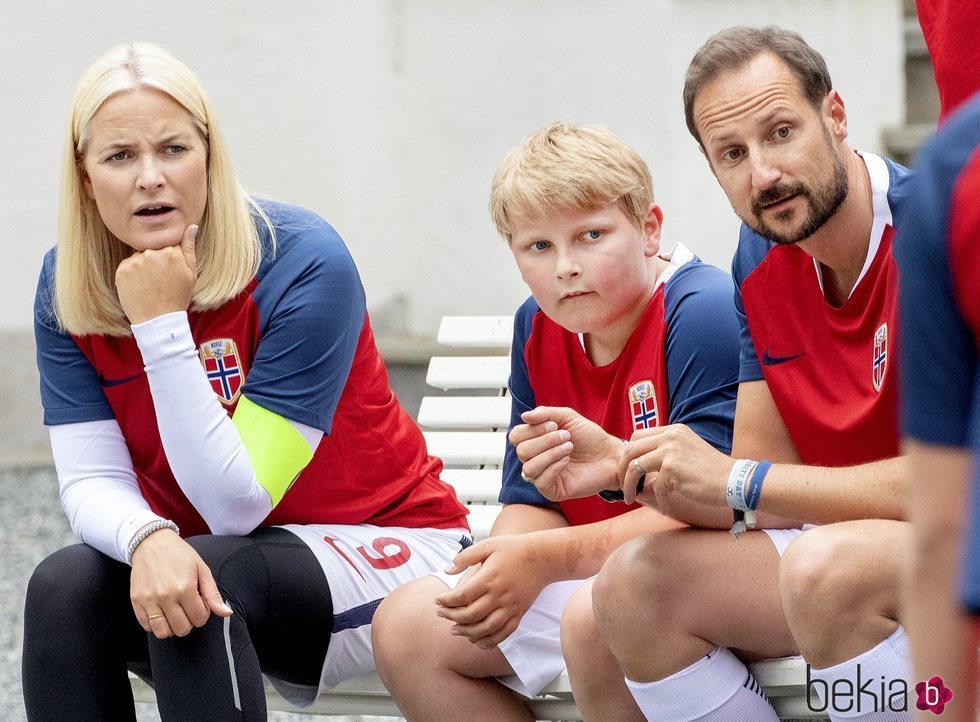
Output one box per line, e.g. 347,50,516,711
0,0,904,338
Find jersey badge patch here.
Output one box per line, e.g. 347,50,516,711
199,338,244,404
872,323,888,393
628,380,659,430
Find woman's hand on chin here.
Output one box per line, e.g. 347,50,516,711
117,224,198,324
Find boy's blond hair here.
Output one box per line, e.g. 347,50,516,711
489,122,653,242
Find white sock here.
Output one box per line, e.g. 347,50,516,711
624,647,778,721
807,627,913,721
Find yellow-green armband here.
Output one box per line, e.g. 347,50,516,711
232,396,315,506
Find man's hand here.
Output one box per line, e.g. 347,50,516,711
511,406,622,501
620,424,734,513
435,534,555,649
116,224,198,324
129,527,232,639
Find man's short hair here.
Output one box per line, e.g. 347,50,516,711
683,26,833,145
489,122,653,243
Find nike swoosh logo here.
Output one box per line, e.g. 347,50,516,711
761,349,806,366
99,371,146,388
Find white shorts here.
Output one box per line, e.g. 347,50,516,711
433,571,588,698
428,524,817,699
762,524,817,556
277,523,471,705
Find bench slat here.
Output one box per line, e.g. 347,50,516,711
423,431,506,466
465,504,500,541
418,396,511,429
426,356,511,390
437,316,513,348
442,468,503,504
748,655,808,695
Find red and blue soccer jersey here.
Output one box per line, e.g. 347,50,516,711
915,0,980,120
896,94,980,611
501,248,740,526
732,152,913,467
34,200,468,537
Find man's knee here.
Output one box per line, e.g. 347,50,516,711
779,526,875,616
594,535,674,621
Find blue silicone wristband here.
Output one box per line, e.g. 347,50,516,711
744,460,771,511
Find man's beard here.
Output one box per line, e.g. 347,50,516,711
742,142,849,246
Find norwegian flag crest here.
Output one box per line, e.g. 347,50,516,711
199,338,243,404
872,323,888,392
628,380,658,430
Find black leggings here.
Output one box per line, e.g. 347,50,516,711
22,527,332,721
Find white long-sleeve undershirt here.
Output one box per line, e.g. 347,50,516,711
51,419,160,564
48,311,322,563
131,312,320,534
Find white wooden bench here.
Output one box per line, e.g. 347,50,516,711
131,315,826,720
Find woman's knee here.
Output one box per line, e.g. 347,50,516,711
26,544,125,622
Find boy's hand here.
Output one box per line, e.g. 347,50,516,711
435,535,554,649
511,406,622,501
619,424,732,511
116,224,198,325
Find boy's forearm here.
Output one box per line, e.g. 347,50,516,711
489,502,569,537
523,506,684,582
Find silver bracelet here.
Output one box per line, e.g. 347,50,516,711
126,519,179,564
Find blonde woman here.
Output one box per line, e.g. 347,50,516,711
23,43,469,721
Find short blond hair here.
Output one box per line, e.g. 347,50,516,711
489,123,653,243
55,43,270,336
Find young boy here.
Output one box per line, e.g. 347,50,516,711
371,122,741,720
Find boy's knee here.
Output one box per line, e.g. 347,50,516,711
373,577,446,677
559,583,601,661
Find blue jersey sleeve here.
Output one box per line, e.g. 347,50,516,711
498,297,555,506
897,100,980,447
34,249,115,426
245,201,366,433
731,226,772,384
663,261,740,453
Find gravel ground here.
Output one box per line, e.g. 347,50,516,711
1,466,74,722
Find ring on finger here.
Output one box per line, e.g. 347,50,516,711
633,458,646,476
147,613,164,620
